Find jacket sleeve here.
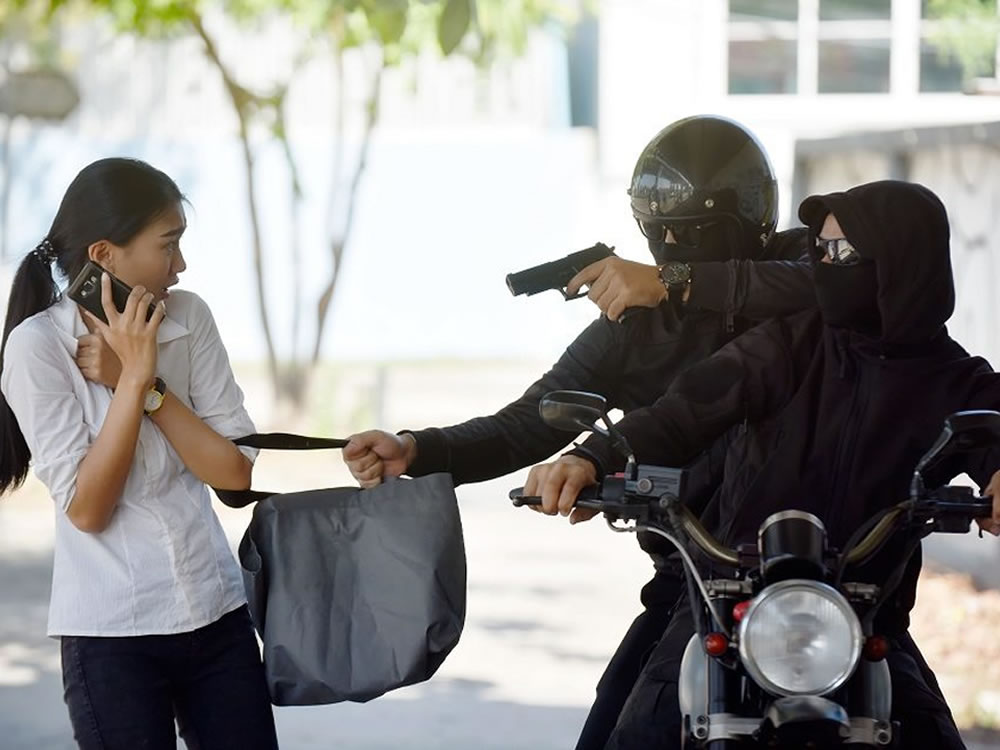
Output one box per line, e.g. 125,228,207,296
956,367,1000,491
405,316,627,486
685,228,816,321
572,314,808,475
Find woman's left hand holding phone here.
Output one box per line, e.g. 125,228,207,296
79,273,165,391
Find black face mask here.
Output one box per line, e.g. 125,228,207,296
648,222,736,264
814,261,881,336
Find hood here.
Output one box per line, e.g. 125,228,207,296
798,180,955,348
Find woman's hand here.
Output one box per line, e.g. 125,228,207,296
976,469,1000,536
523,454,599,523
80,273,165,389
76,331,122,389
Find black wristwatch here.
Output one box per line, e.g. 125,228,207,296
657,262,693,297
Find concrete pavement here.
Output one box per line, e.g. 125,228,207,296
3,454,999,749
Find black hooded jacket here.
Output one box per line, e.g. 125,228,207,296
576,181,1000,631
404,229,812,487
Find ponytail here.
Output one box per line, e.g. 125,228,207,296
0,242,61,494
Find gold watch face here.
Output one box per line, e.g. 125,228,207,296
144,389,164,413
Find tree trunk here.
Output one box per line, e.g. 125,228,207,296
190,13,281,399
276,95,308,405
312,49,386,365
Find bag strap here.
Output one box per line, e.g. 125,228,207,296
215,432,350,508
233,433,349,450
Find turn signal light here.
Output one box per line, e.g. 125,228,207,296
732,600,752,622
863,635,890,661
704,632,729,657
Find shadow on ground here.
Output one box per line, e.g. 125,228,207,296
3,537,1000,749
0,551,590,750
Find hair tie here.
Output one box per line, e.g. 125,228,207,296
32,238,56,264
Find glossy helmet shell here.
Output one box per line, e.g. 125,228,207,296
628,115,778,258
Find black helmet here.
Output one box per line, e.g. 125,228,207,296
628,115,778,262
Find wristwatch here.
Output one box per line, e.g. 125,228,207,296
657,262,693,297
143,377,167,415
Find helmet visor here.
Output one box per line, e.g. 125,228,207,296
630,162,694,220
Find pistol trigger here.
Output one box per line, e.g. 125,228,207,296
562,289,587,301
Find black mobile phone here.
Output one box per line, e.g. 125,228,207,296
66,261,156,324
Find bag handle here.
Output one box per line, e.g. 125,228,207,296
214,432,350,508
233,433,349,450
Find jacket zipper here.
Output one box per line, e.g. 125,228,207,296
827,351,869,540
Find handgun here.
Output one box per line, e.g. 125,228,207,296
505,242,616,299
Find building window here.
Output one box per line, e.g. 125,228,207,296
920,40,968,91
728,0,993,95
730,0,798,21
729,40,799,93
727,1,798,93
819,0,891,21
818,38,892,92
919,0,998,92
730,0,895,95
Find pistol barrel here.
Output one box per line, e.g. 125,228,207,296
506,243,614,297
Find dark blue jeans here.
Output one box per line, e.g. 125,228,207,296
61,605,278,750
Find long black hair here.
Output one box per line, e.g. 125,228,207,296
0,157,184,495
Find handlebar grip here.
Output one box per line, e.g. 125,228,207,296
510,493,540,508
932,496,993,517
966,499,994,517
509,485,602,508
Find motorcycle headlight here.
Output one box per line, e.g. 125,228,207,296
738,580,862,697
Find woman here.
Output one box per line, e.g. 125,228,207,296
0,158,278,749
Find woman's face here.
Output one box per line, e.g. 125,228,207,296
105,202,187,303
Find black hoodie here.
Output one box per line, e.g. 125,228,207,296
577,180,1000,632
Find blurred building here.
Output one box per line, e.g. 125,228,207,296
594,0,1000,363
1,0,997,364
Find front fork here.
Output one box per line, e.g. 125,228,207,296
701,594,741,750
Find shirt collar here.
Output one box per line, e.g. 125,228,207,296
48,293,189,355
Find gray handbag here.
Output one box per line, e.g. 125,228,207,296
219,435,466,706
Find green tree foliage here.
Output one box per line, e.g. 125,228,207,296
8,0,585,406
926,0,1000,82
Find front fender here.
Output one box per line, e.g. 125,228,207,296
678,633,707,722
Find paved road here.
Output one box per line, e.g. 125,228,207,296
2,461,999,749
0,467,650,749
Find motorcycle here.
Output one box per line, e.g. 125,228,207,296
511,390,1000,749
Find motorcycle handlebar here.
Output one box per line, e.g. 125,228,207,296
846,495,993,565
509,484,741,566
511,481,993,571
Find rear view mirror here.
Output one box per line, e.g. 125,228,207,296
539,390,609,433
911,410,1000,495
538,390,636,473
